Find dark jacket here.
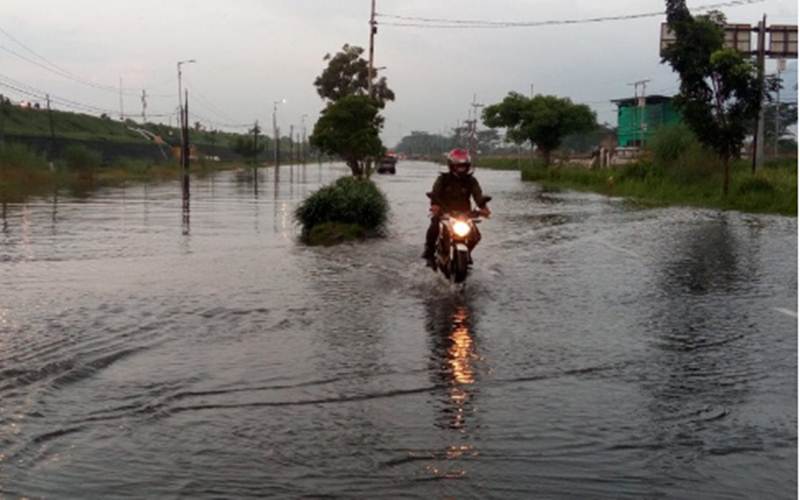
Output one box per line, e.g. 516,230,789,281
428,173,488,213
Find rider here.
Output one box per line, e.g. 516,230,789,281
422,148,491,267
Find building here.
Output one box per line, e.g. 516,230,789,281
612,95,681,147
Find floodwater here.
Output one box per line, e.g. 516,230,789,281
1,161,796,499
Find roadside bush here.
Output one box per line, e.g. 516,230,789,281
0,142,48,169
648,124,698,166
62,144,102,170
295,176,389,242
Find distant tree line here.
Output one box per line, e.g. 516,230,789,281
394,123,615,158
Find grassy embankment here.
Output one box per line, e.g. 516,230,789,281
0,142,244,203
0,105,274,202
294,176,389,246
0,103,240,145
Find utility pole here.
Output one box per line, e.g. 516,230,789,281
301,114,308,164
468,94,484,161
253,120,260,165
183,90,190,170
628,79,650,146
775,58,786,158
177,59,196,167
119,77,124,121
367,0,377,100
46,94,56,159
289,124,294,164
753,14,767,172
273,99,285,167
0,94,5,147
141,89,147,123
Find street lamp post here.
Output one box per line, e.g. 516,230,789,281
177,59,196,167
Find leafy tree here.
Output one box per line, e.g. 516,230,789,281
482,93,596,165
662,0,765,194
309,95,384,177
313,44,395,108
561,123,617,154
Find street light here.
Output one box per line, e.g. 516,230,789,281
273,99,286,166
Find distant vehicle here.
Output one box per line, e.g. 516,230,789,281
377,152,398,174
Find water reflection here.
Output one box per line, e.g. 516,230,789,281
181,172,190,235
658,215,744,295
642,214,760,468
424,296,483,478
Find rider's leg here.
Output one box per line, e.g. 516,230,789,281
423,217,440,262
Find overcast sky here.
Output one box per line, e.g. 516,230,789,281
0,0,796,146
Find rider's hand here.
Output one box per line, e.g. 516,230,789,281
479,206,491,218
430,204,442,216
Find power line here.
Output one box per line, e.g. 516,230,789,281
376,0,765,29
183,77,242,125
0,25,172,97
0,73,173,118
187,111,251,131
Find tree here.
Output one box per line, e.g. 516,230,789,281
561,123,617,154
662,0,764,195
309,95,384,177
482,93,596,165
313,44,395,108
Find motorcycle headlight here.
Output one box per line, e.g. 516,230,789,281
452,220,471,238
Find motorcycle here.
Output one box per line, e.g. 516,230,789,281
432,197,491,284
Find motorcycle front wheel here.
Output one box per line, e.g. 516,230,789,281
452,249,469,283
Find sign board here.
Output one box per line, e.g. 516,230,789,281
661,23,752,55
725,24,752,52
660,23,676,57
660,22,797,59
768,25,798,58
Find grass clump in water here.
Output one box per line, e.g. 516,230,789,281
295,176,389,245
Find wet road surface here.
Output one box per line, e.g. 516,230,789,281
1,161,796,498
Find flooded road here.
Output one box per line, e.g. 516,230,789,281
1,161,796,498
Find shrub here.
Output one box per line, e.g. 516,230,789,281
647,124,720,184
648,123,698,166
62,144,102,170
295,176,389,239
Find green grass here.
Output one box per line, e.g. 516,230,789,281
295,176,389,245
518,159,797,216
